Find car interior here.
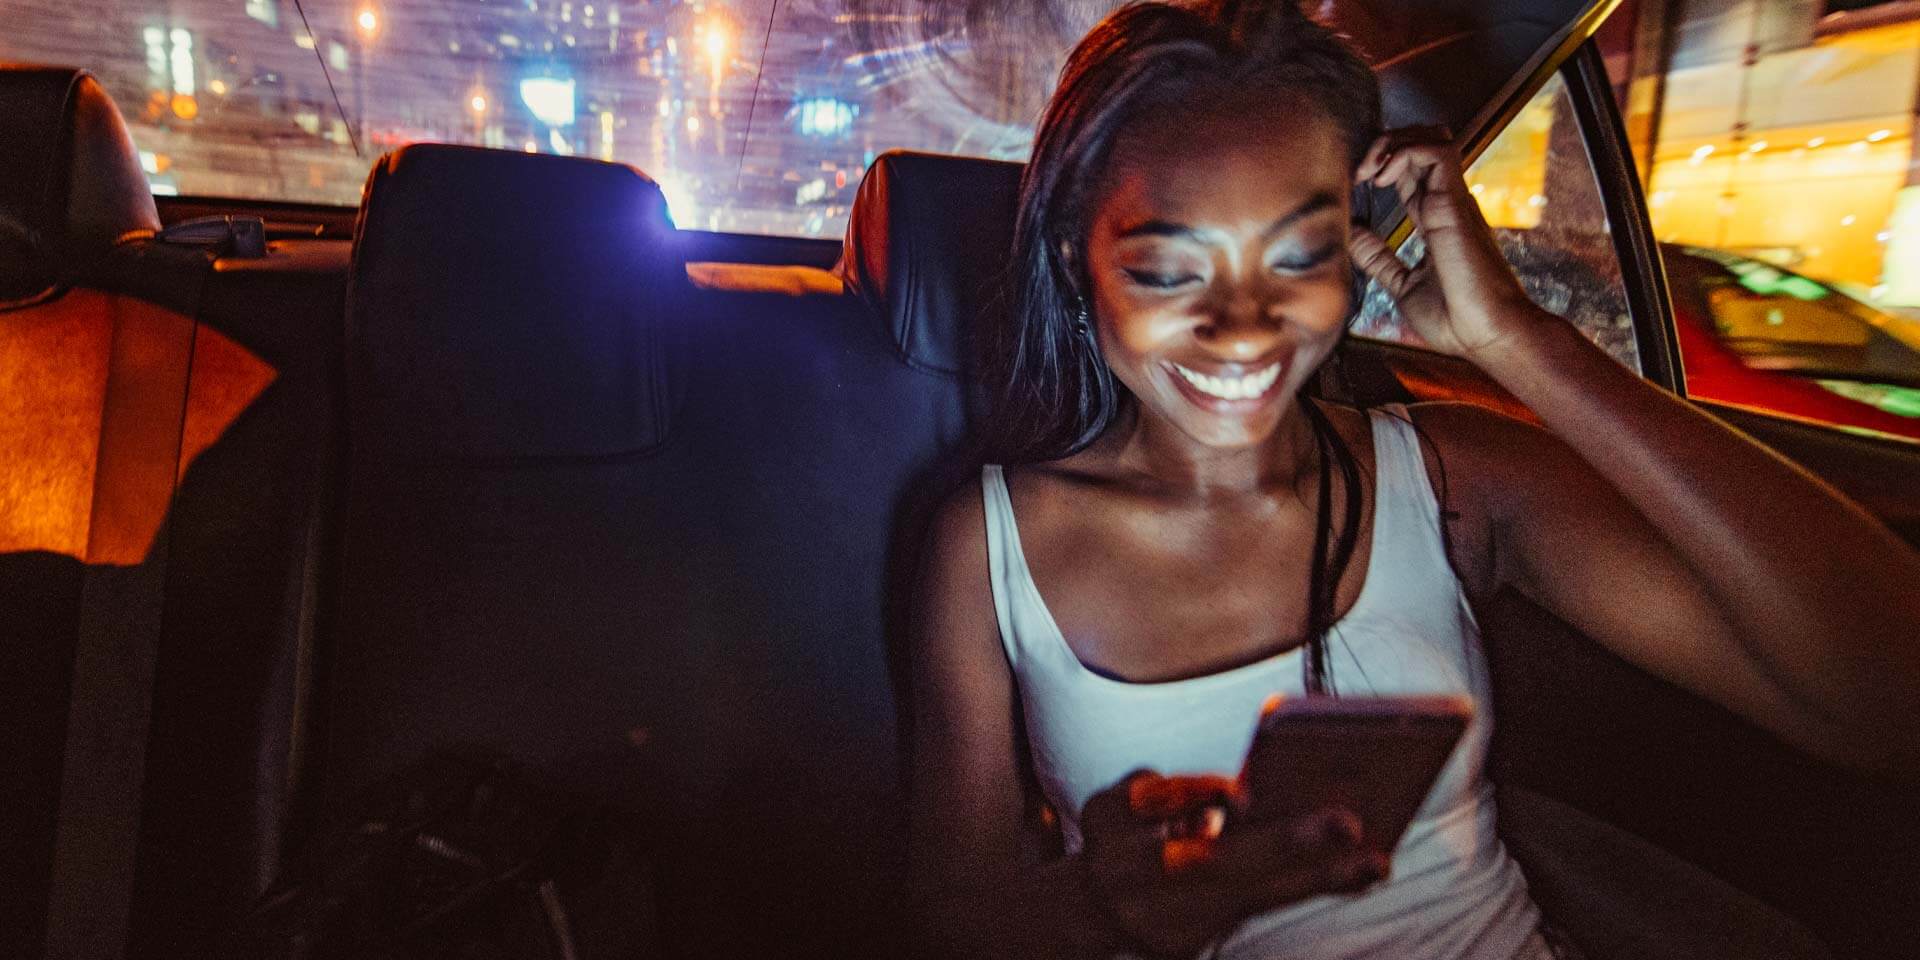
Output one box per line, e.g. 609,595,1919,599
4,0,1918,957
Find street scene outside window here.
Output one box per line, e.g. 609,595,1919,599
0,0,1111,237
1616,0,1920,439
3,0,1919,438
1354,73,1644,373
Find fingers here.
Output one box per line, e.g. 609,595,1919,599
1377,147,1448,206
1354,125,1453,184
1357,127,1465,224
1162,833,1221,874
1121,772,1239,875
1356,136,1394,184
1348,227,1412,297
1128,772,1242,820
1080,769,1158,847
1325,850,1392,894
1224,808,1366,872
1089,776,1388,908
1263,847,1388,901
1285,807,1364,850
1214,808,1387,905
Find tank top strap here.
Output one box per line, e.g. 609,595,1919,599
979,464,1028,670
1365,403,1452,569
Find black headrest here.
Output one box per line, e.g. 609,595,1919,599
0,65,160,301
842,151,1023,376
348,144,682,461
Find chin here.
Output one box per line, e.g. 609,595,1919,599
1162,401,1291,450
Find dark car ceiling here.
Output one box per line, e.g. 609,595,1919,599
1332,0,1607,138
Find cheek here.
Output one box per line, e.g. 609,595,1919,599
1294,275,1356,342
1090,281,1183,357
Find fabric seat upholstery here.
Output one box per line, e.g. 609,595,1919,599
321,143,978,958
1,64,351,956
0,65,170,957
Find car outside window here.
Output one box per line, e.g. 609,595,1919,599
1661,243,1920,440
1354,73,1643,374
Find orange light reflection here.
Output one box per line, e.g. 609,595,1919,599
2,292,276,565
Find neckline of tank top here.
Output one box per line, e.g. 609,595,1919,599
996,410,1409,693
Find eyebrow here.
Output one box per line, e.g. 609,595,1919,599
1115,190,1342,242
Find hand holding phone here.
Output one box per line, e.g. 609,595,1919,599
1078,771,1391,957
1238,695,1472,863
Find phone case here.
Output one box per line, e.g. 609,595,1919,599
1238,695,1472,859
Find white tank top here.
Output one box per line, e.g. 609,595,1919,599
982,405,1542,959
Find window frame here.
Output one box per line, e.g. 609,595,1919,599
1560,40,1686,395
1364,34,1683,393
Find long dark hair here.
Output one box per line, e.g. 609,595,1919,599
989,0,1385,691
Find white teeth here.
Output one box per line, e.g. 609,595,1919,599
1170,362,1280,401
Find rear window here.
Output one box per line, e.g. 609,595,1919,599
2,0,1128,238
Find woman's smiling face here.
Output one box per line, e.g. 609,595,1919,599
1084,93,1355,450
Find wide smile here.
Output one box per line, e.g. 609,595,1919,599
1164,359,1285,409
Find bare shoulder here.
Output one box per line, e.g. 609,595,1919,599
926,473,988,560
1399,400,1580,496
912,473,1018,743
921,473,992,611
994,453,1119,542
1395,400,1565,594
1319,399,1377,452
1401,400,1555,461
915,473,1007,669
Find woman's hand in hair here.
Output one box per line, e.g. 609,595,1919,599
1078,771,1385,956
1348,127,1551,362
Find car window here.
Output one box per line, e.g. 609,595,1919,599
0,0,1138,238
1624,0,1920,441
1353,73,1643,373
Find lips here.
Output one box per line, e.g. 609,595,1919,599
1166,360,1283,403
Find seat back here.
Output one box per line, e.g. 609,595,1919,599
0,65,171,957
1,64,353,956
125,237,348,957
0,66,158,302
321,143,978,957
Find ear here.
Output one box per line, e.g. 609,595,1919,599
1055,237,1088,303
1057,238,1080,279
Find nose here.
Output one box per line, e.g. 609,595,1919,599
1194,288,1285,361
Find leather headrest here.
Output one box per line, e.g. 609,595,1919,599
348,144,682,461
841,151,1023,377
0,65,161,301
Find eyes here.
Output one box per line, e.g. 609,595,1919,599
1119,241,1341,292
1123,268,1199,290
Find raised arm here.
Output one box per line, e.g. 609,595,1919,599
1351,129,1920,777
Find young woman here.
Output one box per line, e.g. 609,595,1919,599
908,2,1920,958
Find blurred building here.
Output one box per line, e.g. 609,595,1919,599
1608,0,1920,306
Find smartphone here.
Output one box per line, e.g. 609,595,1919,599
1238,695,1472,858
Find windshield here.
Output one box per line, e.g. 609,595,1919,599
2,0,1141,238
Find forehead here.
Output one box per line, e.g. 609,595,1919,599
1094,94,1350,230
